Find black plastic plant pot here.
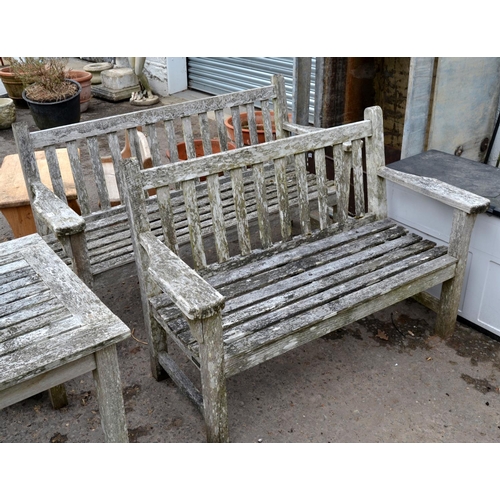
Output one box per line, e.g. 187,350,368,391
22,79,81,130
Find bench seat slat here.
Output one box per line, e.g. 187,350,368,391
150,220,457,377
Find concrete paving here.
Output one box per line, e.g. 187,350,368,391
1,59,500,444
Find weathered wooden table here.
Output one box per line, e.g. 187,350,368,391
0,233,130,442
0,149,80,238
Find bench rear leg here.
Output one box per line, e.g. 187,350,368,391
48,384,68,409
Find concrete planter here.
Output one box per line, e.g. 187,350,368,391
0,98,16,129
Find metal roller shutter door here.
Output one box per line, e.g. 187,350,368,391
187,57,315,120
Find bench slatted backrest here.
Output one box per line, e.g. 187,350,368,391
13,76,289,232
124,106,385,271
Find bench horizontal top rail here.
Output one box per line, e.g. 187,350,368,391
140,120,373,188
25,86,277,149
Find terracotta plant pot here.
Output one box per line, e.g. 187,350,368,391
0,66,29,108
66,70,92,112
23,79,81,130
224,110,276,146
174,139,236,160
168,139,236,181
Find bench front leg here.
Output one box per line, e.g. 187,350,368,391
434,209,477,339
189,313,229,443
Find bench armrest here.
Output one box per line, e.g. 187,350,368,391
140,232,225,321
31,181,86,237
378,166,490,215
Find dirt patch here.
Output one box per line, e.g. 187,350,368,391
461,374,500,395
446,323,500,369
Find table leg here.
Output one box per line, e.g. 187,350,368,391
92,344,129,443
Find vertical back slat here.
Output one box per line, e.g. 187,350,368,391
199,112,213,156
145,123,162,167
352,139,365,217
215,109,230,151
245,104,259,145
230,168,251,255
128,128,144,168
183,179,206,269
157,185,179,254
364,106,387,219
87,136,111,210
253,162,272,248
312,147,330,230
260,99,274,143
181,117,196,159
43,145,67,203
272,74,290,140
294,151,311,235
206,174,230,263
66,140,91,215
107,132,124,204
333,143,349,228
274,156,292,241
230,106,244,148
164,120,180,163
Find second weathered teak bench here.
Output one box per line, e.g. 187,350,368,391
120,105,490,442
13,75,329,289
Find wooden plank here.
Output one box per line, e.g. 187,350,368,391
292,57,312,125
401,57,435,159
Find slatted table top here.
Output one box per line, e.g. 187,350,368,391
0,149,78,208
0,233,130,391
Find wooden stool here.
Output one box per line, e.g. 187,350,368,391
0,233,130,442
0,149,80,238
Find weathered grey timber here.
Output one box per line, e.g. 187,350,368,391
120,104,490,442
12,75,330,289
0,233,130,442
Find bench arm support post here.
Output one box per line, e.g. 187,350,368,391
31,181,93,287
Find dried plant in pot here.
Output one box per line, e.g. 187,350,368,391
10,57,81,129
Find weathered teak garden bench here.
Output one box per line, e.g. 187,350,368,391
12,75,331,288
120,105,490,442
